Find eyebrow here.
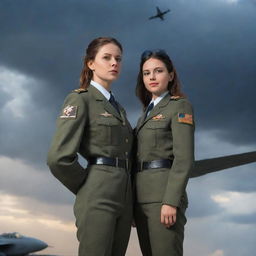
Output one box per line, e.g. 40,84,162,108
143,66,165,71
102,53,121,57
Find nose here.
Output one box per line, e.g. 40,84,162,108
150,72,156,80
111,61,117,67
111,57,118,67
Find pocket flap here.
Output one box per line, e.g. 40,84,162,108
146,121,168,129
96,117,120,126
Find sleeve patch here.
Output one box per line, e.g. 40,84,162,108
178,113,193,125
60,105,78,118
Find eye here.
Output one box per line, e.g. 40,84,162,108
143,71,150,76
116,56,122,62
103,55,111,60
156,68,163,73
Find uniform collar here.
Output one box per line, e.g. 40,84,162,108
90,80,111,100
149,91,169,108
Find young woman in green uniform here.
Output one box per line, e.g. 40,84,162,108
134,50,195,256
47,37,133,256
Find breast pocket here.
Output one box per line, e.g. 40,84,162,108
96,117,121,146
145,120,170,148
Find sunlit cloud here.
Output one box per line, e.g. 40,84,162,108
0,155,74,206
0,191,77,255
215,0,240,4
211,191,256,215
208,250,225,256
224,0,239,3
0,192,75,231
0,66,34,118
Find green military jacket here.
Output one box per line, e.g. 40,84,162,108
135,93,195,208
47,85,133,194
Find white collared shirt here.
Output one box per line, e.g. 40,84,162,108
90,80,111,100
150,91,169,108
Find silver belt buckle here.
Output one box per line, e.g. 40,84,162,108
140,161,144,171
125,158,129,170
115,157,119,167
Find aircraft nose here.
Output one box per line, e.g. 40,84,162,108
34,238,48,250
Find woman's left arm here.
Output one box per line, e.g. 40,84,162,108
162,99,195,207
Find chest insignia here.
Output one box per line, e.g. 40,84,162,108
60,105,78,118
178,113,193,125
152,114,165,120
100,111,113,117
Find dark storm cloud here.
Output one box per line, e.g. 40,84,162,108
210,164,256,193
187,161,256,219
187,175,224,218
225,213,256,224
0,155,74,206
0,88,11,108
214,164,255,191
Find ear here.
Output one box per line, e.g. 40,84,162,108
169,71,174,82
87,60,95,71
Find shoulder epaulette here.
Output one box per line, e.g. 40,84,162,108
73,88,88,94
170,95,184,100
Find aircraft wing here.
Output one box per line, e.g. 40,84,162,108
149,15,158,20
163,9,170,15
156,6,161,15
190,151,256,178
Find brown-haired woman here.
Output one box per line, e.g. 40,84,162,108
134,49,195,256
47,37,133,256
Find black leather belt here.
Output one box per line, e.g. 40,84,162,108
88,157,129,169
137,159,173,172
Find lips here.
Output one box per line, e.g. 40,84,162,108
109,70,118,74
149,82,158,86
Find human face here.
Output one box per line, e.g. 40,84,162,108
142,58,174,99
88,43,122,89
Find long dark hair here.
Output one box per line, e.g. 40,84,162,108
79,37,123,89
135,50,185,109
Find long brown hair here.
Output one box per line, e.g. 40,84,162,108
135,50,185,109
79,37,123,89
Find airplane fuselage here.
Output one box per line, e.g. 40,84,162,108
0,233,48,256
149,7,170,20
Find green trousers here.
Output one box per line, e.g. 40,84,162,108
73,165,133,256
135,203,187,256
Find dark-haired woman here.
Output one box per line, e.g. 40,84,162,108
134,50,195,256
47,37,133,256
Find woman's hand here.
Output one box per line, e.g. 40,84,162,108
160,204,177,228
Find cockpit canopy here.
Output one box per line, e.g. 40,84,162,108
1,232,23,239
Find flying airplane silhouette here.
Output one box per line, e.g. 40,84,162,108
149,6,170,21
0,232,56,256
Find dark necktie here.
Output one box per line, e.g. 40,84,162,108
145,102,154,119
109,93,120,114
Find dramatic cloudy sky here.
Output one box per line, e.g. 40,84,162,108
0,0,255,255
